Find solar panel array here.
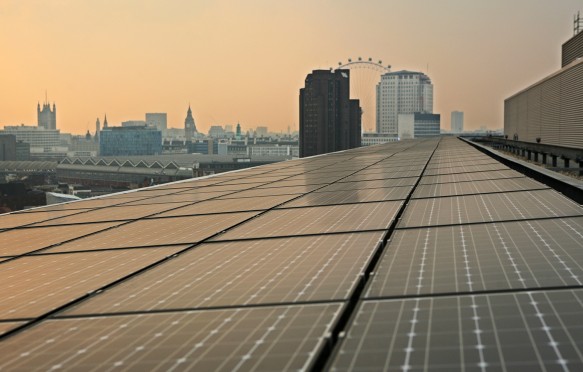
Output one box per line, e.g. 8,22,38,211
0,137,582,371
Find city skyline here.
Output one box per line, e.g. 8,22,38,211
0,0,581,135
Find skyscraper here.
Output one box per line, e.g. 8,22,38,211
451,111,464,133
376,70,433,135
184,105,197,141
299,69,361,157
37,101,56,130
146,113,168,131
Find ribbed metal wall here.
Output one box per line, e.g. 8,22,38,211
504,60,583,149
562,31,583,67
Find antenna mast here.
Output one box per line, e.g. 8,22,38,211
575,11,582,35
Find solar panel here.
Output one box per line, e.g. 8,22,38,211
0,322,23,337
40,212,259,253
30,203,194,227
121,190,233,206
330,289,583,371
412,177,548,199
280,187,411,208
215,201,403,240
399,189,583,228
219,185,323,199
0,247,185,320
64,232,384,315
423,163,509,176
340,169,423,182
0,222,122,256
315,178,418,192
367,217,583,298
1,137,581,371
256,179,330,188
0,209,92,229
16,197,145,211
0,304,343,371
419,169,524,185
152,195,299,217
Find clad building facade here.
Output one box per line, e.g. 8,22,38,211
299,69,361,157
376,70,433,135
505,25,583,149
451,111,464,133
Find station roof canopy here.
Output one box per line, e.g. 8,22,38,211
0,137,582,370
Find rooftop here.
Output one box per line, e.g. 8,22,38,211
0,137,582,370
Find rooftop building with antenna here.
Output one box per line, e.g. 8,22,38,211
562,10,583,67
505,11,583,148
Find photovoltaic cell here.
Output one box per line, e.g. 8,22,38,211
0,247,185,320
120,190,233,206
29,203,194,226
367,217,583,298
219,185,322,199
399,189,583,228
340,169,423,182
256,179,330,188
215,201,403,240
419,172,525,187
315,177,417,192
0,209,91,229
330,289,583,371
0,322,23,337
40,212,258,253
152,195,298,217
0,222,122,256
0,304,343,371
423,163,509,176
280,187,411,208
64,232,384,315
16,197,142,211
412,177,548,199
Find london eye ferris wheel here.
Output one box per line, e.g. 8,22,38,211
335,58,391,133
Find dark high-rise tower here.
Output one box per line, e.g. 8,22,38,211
299,69,361,157
37,100,56,130
184,105,197,141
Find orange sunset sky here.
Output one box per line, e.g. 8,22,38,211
0,0,581,135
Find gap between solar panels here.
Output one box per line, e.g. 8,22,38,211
0,140,428,343
309,138,442,372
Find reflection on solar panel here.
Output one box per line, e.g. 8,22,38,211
41,212,258,253
0,247,185,319
0,304,343,371
0,222,122,256
215,201,403,240
0,208,91,229
1,137,582,370
64,233,384,315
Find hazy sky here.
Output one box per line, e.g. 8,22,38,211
0,0,581,134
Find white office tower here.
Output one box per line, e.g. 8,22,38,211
451,111,464,133
376,70,433,135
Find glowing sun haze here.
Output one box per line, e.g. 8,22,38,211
0,0,580,134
